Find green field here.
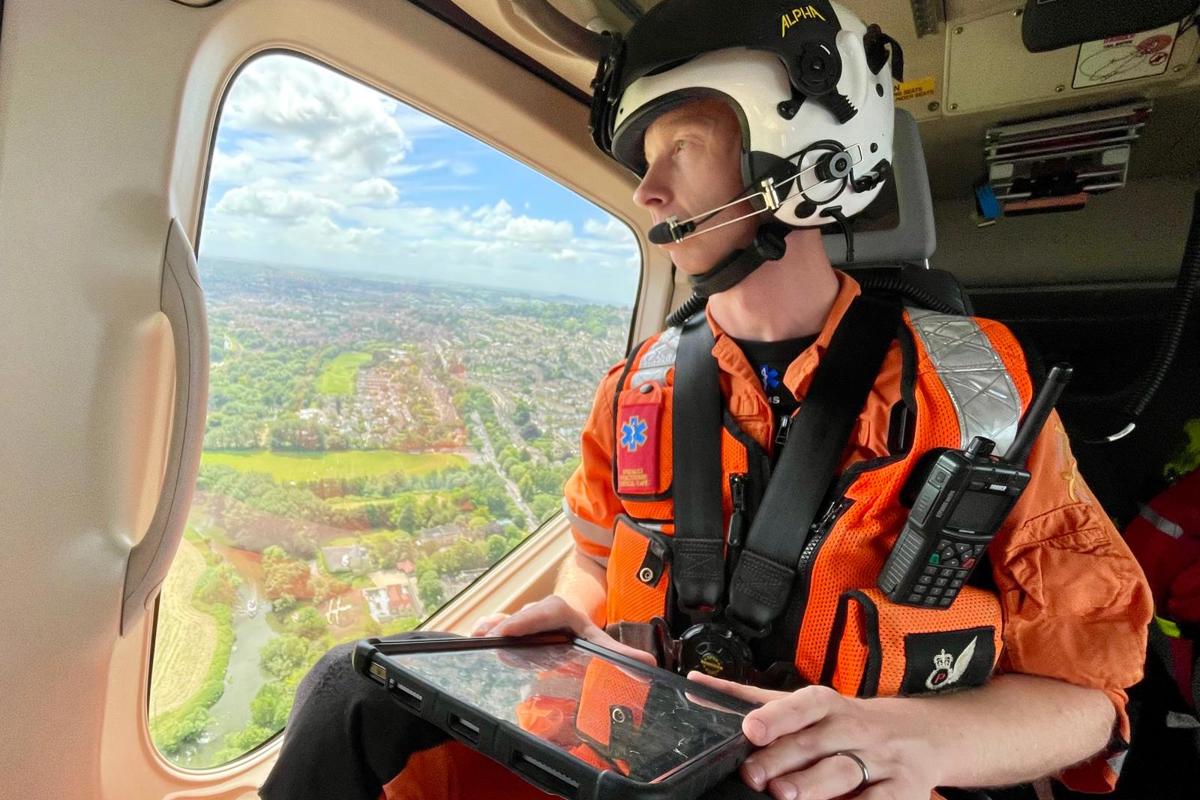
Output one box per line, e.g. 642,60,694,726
316,351,373,396
201,449,467,482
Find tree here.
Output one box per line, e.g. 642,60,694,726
260,635,315,683
310,573,350,605
194,563,240,606
272,593,297,614
486,534,509,563
288,606,328,640
262,547,311,600
250,680,292,731
216,724,277,764
418,571,444,611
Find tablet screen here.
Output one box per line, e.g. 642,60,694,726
384,641,749,783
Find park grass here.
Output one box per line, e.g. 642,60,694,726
149,541,235,758
316,351,372,396
149,539,217,716
200,450,466,483
325,496,398,510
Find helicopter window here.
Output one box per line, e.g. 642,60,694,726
148,51,641,769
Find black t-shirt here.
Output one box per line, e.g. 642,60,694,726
732,335,816,448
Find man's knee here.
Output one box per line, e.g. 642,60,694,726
291,634,455,724
288,641,361,726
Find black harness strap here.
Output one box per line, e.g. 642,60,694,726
726,294,901,635
671,294,901,635
671,313,726,615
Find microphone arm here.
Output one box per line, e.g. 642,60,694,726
647,143,867,245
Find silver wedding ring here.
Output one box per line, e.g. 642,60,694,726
833,750,870,792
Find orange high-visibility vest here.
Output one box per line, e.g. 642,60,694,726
600,301,1032,696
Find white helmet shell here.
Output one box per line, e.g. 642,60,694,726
605,1,897,228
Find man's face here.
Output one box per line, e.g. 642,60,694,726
633,99,759,275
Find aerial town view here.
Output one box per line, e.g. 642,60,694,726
148,256,632,767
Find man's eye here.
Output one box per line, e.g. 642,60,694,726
673,140,689,154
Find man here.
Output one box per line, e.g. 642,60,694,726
260,3,1151,799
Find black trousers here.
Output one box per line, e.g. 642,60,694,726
258,636,772,800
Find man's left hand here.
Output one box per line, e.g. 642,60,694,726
688,672,942,800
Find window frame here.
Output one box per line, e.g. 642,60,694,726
150,45,647,772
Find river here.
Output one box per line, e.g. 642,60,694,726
178,581,278,768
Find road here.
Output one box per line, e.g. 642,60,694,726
469,410,536,528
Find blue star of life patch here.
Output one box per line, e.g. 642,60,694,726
620,415,649,453
759,364,781,391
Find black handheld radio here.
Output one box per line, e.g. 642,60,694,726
878,364,1073,608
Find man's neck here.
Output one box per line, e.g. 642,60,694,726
705,229,839,342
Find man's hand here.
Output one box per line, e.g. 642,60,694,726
688,672,941,800
470,595,656,667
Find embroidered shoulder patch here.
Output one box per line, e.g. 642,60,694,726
901,627,995,695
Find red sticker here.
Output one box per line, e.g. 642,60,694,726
616,388,662,495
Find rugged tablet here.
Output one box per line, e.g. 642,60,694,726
352,632,758,800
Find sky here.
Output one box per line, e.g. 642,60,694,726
198,54,642,306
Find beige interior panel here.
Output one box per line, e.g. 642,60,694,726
1,1,1197,798
945,6,1199,115
0,1,663,798
933,175,1199,285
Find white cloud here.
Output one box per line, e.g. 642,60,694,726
349,178,400,206
460,199,573,245
210,146,255,183
199,54,642,304
584,218,635,242
215,179,343,221
223,55,413,179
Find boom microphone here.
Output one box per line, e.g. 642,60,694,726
648,219,695,244
643,143,868,246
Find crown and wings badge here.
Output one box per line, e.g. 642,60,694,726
924,636,978,691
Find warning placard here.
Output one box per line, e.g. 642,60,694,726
894,76,937,103
1073,22,1178,89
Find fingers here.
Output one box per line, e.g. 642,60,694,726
480,596,656,666
740,713,869,790
742,685,840,745
471,612,510,637
491,595,584,638
763,752,871,800
584,627,658,667
686,671,786,705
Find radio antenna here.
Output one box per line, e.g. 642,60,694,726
1007,363,1073,467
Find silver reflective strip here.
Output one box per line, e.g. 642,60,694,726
1139,504,1184,539
907,309,1022,457
1166,710,1200,729
562,499,611,567
631,326,681,388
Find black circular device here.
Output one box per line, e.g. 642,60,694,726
678,623,754,681
797,42,842,96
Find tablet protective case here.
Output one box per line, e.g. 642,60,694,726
352,633,756,800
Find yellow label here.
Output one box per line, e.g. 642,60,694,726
893,76,937,103
781,5,827,37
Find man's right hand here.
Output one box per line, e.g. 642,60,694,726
469,595,656,667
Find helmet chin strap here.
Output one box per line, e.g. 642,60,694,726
665,223,791,327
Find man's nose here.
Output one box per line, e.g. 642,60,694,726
633,157,671,210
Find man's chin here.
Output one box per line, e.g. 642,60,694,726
662,245,720,277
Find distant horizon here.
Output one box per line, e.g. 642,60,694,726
199,253,638,309
199,54,642,309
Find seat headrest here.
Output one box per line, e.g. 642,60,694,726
822,109,936,266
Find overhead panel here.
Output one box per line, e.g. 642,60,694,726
944,6,1199,115
984,101,1152,213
